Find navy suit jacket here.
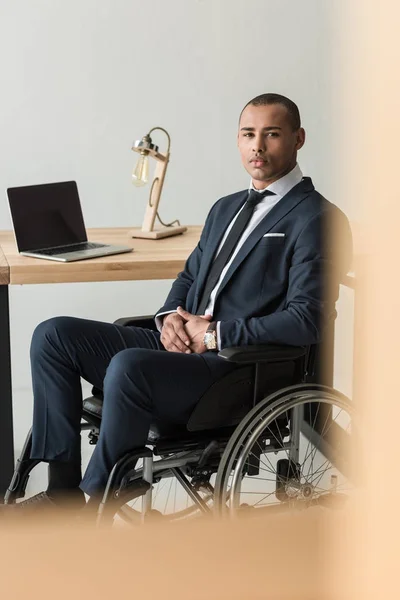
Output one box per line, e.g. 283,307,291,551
156,177,352,349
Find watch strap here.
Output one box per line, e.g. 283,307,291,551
206,321,217,333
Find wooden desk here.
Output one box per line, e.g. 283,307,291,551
0,227,202,285
0,227,202,495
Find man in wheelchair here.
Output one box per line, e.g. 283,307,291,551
2,93,352,521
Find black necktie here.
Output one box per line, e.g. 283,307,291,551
196,189,275,315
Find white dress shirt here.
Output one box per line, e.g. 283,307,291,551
156,164,304,348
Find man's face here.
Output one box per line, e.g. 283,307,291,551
237,103,305,189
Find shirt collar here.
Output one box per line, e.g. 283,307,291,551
250,164,303,198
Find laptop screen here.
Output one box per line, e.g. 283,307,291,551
7,181,87,252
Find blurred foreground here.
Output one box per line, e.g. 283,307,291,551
0,505,357,600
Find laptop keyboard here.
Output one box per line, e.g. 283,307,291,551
37,242,108,256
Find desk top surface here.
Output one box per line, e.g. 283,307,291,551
0,227,202,285
0,224,362,287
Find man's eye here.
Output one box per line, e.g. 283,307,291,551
267,132,279,137
244,133,254,137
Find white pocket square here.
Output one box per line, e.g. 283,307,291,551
263,232,285,237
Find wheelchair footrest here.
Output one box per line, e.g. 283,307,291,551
116,479,151,503
97,479,151,525
4,458,40,504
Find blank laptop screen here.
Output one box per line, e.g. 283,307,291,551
7,181,87,252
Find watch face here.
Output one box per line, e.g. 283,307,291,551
204,332,217,350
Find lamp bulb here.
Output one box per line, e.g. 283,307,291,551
132,153,149,187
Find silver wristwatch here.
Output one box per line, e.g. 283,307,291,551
203,321,218,351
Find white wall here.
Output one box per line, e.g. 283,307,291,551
0,0,353,459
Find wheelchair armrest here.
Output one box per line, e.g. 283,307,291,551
218,344,307,364
113,315,157,330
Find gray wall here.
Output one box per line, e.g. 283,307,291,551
0,1,354,467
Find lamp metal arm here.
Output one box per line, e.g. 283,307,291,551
148,126,171,154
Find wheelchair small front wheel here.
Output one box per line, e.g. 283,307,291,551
214,384,354,518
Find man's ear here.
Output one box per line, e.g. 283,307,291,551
295,128,306,151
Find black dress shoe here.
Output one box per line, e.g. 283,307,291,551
1,492,56,516
1,491,85,517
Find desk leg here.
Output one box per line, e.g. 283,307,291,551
0,284,14,498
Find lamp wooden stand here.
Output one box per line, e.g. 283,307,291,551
130,129,187,240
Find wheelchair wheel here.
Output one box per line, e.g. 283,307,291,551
115,463,214,526
214,384,354,517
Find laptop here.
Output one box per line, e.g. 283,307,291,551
7,181,133,262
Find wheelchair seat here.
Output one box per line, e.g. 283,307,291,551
82,349,299,440
81,352,298,456
81,388,292,468
82,394,189,444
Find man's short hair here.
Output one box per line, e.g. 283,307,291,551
240,93,301,131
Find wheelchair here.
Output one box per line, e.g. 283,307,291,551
4,316,354,526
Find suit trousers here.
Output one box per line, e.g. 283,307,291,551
29,316,236,496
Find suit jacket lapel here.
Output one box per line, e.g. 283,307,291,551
213,177,315,305
193,190,248,313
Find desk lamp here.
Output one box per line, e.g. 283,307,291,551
130,126,187,239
